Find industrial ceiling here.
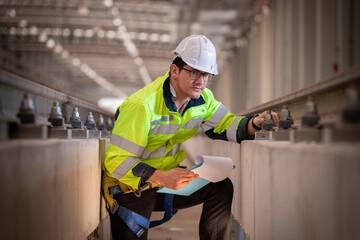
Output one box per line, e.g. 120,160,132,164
0,0,262,110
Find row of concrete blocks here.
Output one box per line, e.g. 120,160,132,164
10,124,112,139
255,126,360,143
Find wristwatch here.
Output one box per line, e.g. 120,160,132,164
251,114,261,131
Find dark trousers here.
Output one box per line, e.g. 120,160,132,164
109,178,234,240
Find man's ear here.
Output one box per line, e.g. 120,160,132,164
170,64,179,78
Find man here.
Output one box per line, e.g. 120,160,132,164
103,34,279,239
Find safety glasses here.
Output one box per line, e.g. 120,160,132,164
179,67,213,82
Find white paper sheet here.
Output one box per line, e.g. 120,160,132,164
157,155,235,196
192,155,234,182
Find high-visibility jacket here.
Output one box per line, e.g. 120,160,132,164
104,71,252,192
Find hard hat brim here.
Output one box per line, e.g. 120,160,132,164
171,51,218,75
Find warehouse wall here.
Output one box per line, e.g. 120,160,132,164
213,0,360,113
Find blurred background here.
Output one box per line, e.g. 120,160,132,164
1,0,358,113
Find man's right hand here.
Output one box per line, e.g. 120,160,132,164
146,167,199,190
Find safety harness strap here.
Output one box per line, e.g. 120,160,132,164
149,193,178,228
108,186,177,238
117,206,150,238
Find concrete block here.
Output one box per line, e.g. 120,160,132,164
70,129,89,139
100,130,111,138
48,128,71,139
239,141,360,240
193,136,360,240
239,141,255,237
269,129,291,141
255,130,271,140
99,138,110,220
290,128,321,143
12,124,48,139
0,139,103,240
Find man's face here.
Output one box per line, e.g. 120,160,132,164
171,65,208,99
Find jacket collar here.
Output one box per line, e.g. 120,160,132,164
163,76,206,114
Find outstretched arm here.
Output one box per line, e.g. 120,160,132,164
247,110,279,136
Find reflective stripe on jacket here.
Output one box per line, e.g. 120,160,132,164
104,71,248,190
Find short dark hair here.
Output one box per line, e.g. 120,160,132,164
171,57,187,70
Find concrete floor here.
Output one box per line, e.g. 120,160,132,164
148,204,202,240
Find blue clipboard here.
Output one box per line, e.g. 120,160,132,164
157,162,210,196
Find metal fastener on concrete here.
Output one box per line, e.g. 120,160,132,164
322,85,360,143
16,94,36,124
301,97,319,127
48,102,65,128
342,84,360,124
12,94,48,139
69,107,84,129
255,110,275,140
85,112,97,130
291,97,321,143
270,105,294,141
107,118,114,131
97,114,106,131
262,110,276,131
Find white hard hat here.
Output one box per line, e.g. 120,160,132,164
172,35,218,75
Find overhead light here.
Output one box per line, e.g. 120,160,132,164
38,32,48,42
103,3,152,85
61,50,69,59
139,32,148,41
116,30,122,39
113,18,122,26
9,27,16,35
18,19,28,28
9,17,129,99
72,58,81,67
73,29,84,37
106,30,116,39
52,28,62,36
103,0,113,7
29,26,39,35
85,29,94,38
63,28,71,37
139,66,151,85
6,9,16,17
46,39,56,48
134,57,143,66
160,34,170,43
20,28,28,36
149,33,159,42
97,29,105,38
118,25,127,33
129,32,136,40
77,6,89,16
98,97,125,113
54,44,63,53
111,7,119,16
80,63,89,72
43,28,51,35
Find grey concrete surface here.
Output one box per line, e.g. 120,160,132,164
0,139,104,240
2,135,359,240
149,205,202,240
183,136,360,240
